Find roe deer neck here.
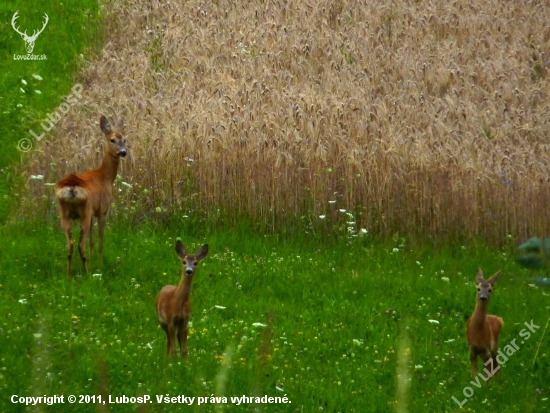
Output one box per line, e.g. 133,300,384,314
98,151,121,184
175,273,193,308
471,300,489,328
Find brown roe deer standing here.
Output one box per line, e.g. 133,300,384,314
156,241,209,357
466,269,503,379
55,116,127,277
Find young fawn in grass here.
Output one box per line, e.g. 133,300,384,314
156,241,209,357
55,116,127,277
466,269,503,379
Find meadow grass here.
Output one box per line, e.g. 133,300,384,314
0,219,548,412
0,0,102,222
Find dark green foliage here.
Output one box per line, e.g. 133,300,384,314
515,237,550,271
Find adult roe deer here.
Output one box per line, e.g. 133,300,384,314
55,115,127,277
466,269,503,379
156,241,209,357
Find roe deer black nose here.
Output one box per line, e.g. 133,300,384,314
119,149,127,157
186,268,193,275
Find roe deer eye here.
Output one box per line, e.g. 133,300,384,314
110,139,115,143
183,260,187,265
477,288,481,292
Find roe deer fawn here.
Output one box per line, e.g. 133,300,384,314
466,269,503,379
156,241,209,357
55,116,127,277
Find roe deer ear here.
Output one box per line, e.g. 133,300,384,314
196,244,209,261
100,116,112,134
488,271,500,286
475,268,485,284
175,240,187,259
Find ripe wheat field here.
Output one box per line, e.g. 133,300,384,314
22,0,550,243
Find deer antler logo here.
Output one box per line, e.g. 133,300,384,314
11,11,49,54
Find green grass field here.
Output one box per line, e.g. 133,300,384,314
0,220,549,412
1,0,550,412
0,0,103,222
